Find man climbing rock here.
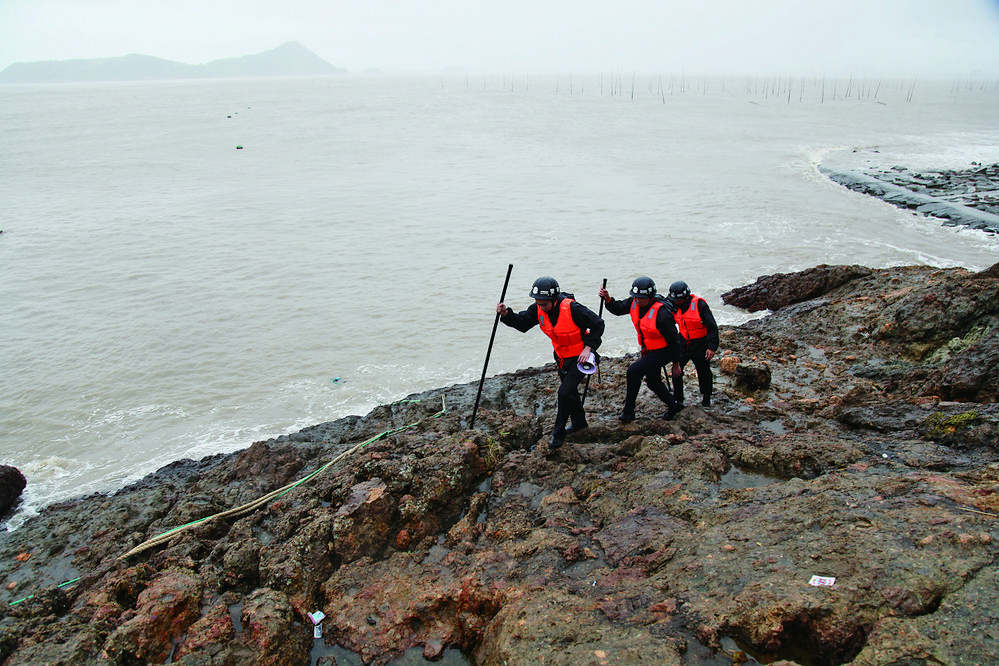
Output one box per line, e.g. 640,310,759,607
669,280,719,407
497,276,604,452
599,276,684,422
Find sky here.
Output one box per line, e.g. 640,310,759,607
1,0,998,78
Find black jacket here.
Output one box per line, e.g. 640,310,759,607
501,295,604,357
604,296,683,364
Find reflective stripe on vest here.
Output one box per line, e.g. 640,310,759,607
630,300,668,352
538,298,586,358
675,295,708,340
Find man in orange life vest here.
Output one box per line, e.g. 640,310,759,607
598,276,684,422
496,276,604,452
668,280,719,407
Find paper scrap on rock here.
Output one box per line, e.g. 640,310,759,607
808,575,836,587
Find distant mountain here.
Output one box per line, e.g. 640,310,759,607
0,42,345,84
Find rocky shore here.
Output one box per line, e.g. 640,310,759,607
821,162,999,233
0,259,996,666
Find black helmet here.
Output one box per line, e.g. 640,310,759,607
630,276,657,298
530,276,560,299
668,280,691,301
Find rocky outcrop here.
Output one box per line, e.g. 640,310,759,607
720,264,873,312
0,467,26,517
0,263,997,666
820,162,999,233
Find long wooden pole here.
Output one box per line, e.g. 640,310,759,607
470,264,513,429
581,277,607,407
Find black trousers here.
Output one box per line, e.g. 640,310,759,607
552,356,588,438
622,348,678,416
672,337,713,403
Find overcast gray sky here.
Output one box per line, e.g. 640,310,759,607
1,0,998,77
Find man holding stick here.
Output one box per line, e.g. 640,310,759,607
496,276,604,452
599,276,684,422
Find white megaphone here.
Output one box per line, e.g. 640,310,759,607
577,351,597,375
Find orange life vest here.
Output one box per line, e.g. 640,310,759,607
630,300,668,352
675,295,708,340
538,298,586,358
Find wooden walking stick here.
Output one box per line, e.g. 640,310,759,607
470,264,513,429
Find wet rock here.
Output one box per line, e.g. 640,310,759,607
221,538,260,589
0,465,26,517
732,361,772,391
721,264,873,312
174,593,238,659
240,588,311,665
331,479,394,563
594,506,685,571
821,164,999,233
477,589,685,666
101,568,203,664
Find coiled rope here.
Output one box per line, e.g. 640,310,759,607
119,396,446,559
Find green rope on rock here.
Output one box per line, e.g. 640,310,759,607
119,396,446,559
8,577,80,607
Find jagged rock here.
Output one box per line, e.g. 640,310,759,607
732,361,772,391
332,479,394,563
239,588,312,665
101,568,203,663
721,264,873,311
0,465,26,517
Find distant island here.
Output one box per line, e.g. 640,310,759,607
0,41,346,84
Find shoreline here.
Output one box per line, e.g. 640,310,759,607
0,261,996,665
3,155,996,528
7,81,999,527
820,161,999,234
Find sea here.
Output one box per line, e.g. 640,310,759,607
2,73,998,530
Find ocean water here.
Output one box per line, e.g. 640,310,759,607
2,74,998,528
